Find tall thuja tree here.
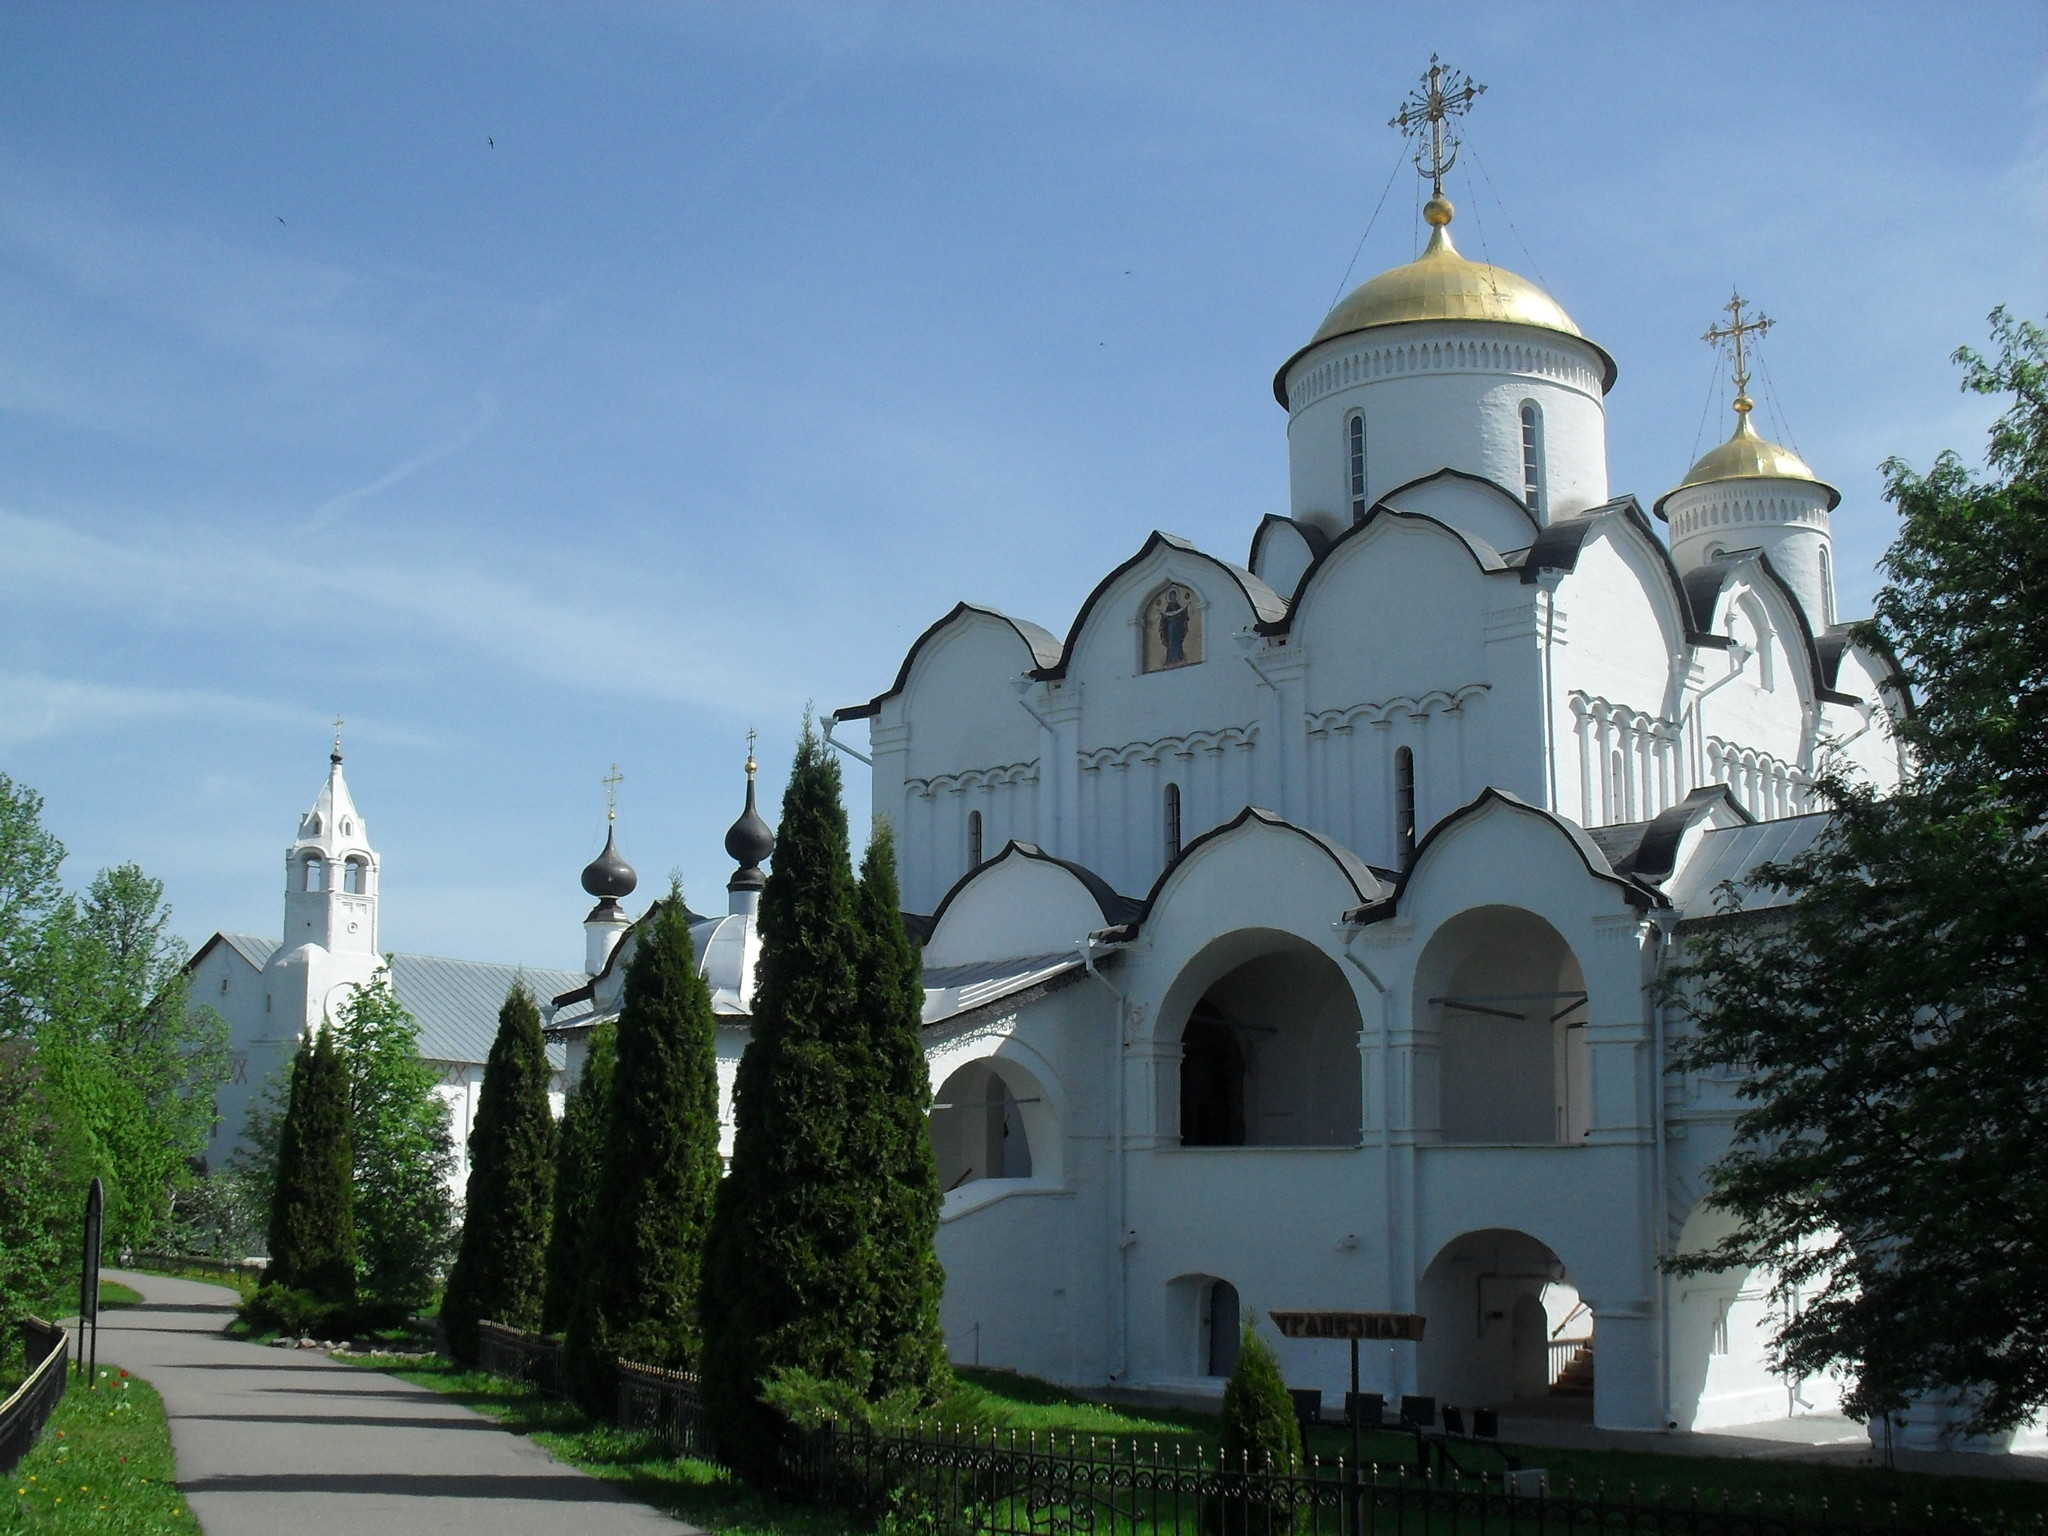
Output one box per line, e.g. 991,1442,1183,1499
1672,310,2048,1433
854,821,949,1402
265,1027,355,1304
563,888,722,1411
701,722,876,1481
542,1019,615,1334
441,981,557,1365
333,968,455,1317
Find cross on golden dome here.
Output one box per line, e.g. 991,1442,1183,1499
1704,289,1774,415
1389,55,1486,205
603,762,623,822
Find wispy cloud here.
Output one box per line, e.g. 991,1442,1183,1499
301,390,502,533
0,671,314,749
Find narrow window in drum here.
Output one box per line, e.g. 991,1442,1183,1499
1395,746,1416,861
1347,412,1368,521
1163,782,1182,864
1520,401,1544,514
968,809,983,869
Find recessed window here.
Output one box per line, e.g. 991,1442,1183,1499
967,810,983,869
1163,782,1182,864
1346,412,1368,522
1519,401,1544,514
1818,546,1836,628
1395,746,1417,861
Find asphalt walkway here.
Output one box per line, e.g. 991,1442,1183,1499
94,1268,691,1535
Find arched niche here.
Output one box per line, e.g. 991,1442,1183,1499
1412,906,1589,1144
1158,930,1362,1148
930,1055,1060,1193
1165,1273,1242,1379
1417,1228,1592,1413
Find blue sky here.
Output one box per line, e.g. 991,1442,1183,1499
2,3,2042,972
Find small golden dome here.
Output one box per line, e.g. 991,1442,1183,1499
1660,407,1841,516
1276,217,1616,404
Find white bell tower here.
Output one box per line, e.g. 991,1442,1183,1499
283,720,380,957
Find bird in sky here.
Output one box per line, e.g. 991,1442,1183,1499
488,136,495,148
277,216,285,224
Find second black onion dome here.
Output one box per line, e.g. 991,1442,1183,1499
725,752,776,893
581,826,638,902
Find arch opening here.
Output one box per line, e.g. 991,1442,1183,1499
1418,1228,1591,1414
1415,906,1589,1144
932,1059,1040,1192
1165,1274,1243,1379
1167,934,1363,1148
301,854,325,893
343,855,369,895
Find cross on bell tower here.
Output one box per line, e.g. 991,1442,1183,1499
1704,289,1774,417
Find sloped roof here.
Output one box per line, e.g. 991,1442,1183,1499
218,933,282,970
385,952,582,1068
1666,813,1832,919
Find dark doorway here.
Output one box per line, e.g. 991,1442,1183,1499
1179,1007,1246,1146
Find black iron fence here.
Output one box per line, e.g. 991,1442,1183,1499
1,1319,71,1475
475,1320,563,1397
466,1329,2021,1536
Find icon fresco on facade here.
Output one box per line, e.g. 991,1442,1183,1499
1142,582,1202,672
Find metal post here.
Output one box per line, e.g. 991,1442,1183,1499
79,1177,103,1387
1348,1337,1360,1536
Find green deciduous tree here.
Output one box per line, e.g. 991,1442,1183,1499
0,1041,67,1337
1671,309,2048,1434
332,967,455,1317
701,722,878,1482
542,1018,615,1335
564,889,723,1410
853,820,949,1403
441,981,557,1365
265,1027,356,1305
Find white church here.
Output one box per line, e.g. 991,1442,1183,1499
559,72,1939,1446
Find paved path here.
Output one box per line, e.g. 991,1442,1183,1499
95,1268,691,1535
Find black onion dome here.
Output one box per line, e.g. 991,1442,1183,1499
580,826,638,900
725,773,775,889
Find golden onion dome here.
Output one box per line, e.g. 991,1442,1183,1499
1275,196,1615,406
1655,405,1841,519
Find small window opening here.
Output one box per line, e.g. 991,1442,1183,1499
1520,401,1544,514
967,810,983,869
1610,749,1627,824
302,856,324,893
1347,412,1368,522
1395,746,1417,861
1163,782,1182,864
1818,546,1836,628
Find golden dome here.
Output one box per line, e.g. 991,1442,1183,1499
1276,201,1615,404
1657,407,1840,517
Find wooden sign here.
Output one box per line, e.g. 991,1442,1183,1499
1269,1310,1426,1342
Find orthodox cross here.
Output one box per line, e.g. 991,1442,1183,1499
331,715,344,762
745,727,758,777
1390,55,1486,198
1704,289,1773,413
603,762,624,823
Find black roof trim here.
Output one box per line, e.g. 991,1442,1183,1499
1257,491,1515,634
1341,787,1666,924
834,602,1062,721
1123,805,1391,933
1272,316,1619,410
1381,466,1541,540
1246,514,1331,579
1518,496,1726,651
1592,786,1754,885
1681,551,1864,706
1035,532,1287,681
922,841,1144,944
901,911,937,944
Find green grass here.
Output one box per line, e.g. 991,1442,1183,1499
4,1367,196,1534
96,1280,143,1310
344,1354,865,1536
350,1353,2048,1535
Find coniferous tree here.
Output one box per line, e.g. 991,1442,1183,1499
441,981,557,1365
854,821,949,1402
264,1027,355,1306
1205,1327,1303,1536
563,888,723,1411
701,722,877,1481
541,1018,616,1334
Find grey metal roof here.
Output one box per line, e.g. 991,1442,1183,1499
923,953,1084,1027
1667,813,1832,919
220,933,282,970
386,952,583,1069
